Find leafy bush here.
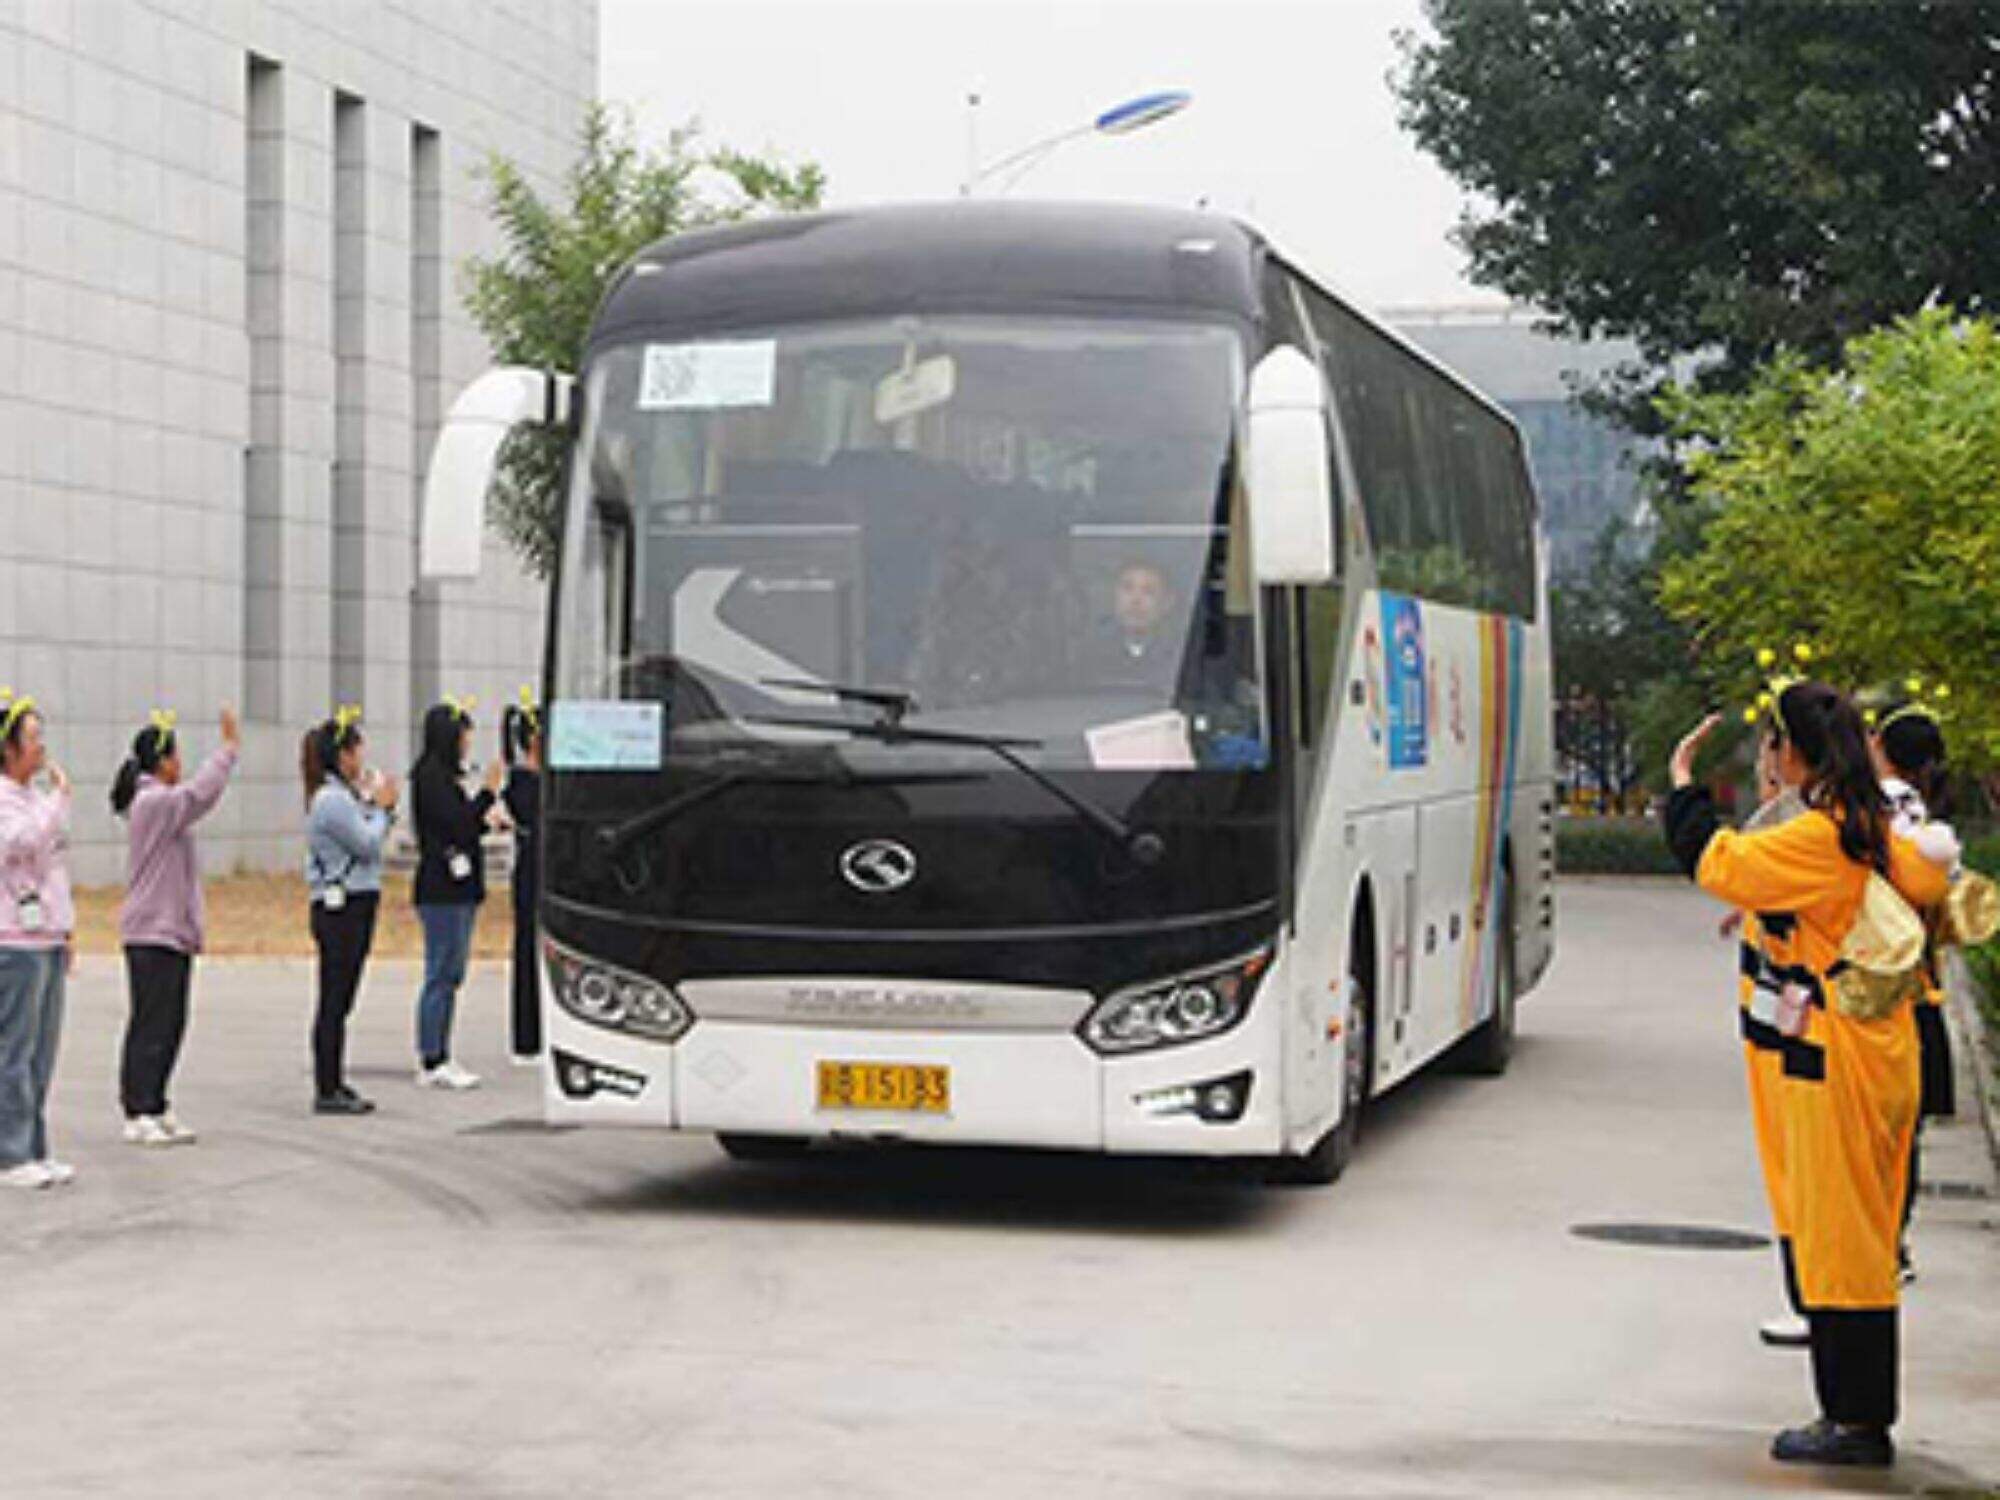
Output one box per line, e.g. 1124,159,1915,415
1555,817,1681,876
1961,830,2000,883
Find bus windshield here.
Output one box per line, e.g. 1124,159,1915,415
554,316,1266,774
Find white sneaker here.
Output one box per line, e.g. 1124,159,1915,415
124,1115,183,1148
37,1159,75,1186
509,1053,541,1069
1,1161,53,1189
156,1112,198,1145
416,1061,482,1091
1759,1313,1810,1348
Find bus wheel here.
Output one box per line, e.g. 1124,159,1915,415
1268,958,1370,1187
716,1132,812,1162
1456,886,1516,1077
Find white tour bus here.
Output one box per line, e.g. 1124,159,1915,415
422,202,1555,1183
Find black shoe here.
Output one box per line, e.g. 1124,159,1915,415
1771,1418,1894,1467
314,1090,376,1116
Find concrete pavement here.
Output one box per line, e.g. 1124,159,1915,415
1,880,1995,1498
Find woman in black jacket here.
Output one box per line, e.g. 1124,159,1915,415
411,701,503,1090
500,696,543,1064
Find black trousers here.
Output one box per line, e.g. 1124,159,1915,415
121,945,193,1118
1778,1237,1805,1316
510,878,541,1057
311,893,379,1098
1902,1124,1923,1239
1788,1236,1898,1429
1809,1308,1898,1429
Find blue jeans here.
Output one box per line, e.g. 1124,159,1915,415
0,946,66,1167
415,904,478,1067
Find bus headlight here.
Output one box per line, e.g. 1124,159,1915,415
544,936,693,1043
1079,949,1271,1056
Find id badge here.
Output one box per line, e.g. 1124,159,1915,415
1775,980,1810,1038
17,891,44,933
448,851,473,882
322,883,348,912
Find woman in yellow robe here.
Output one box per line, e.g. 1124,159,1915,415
1663,682,1946,1469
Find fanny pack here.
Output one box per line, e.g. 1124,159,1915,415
1829,872,1927,1021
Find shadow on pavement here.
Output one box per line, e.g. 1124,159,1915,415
583,1141,1294,1237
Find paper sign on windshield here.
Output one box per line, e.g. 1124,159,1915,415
549,701,663,771
638,340,776,410
875,355,957,424
1085,711,1195,771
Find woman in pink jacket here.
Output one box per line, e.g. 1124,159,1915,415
111,707,240,1147
0,691,75,1190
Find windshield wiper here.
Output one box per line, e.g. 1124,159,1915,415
591,767,779,859
743,712,1166,867
761,677,916,730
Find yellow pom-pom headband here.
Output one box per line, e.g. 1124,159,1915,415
0,688,37,741
1743,643,1816,734
444,694,476,723
515,684,539,731
148,708,178,756
1874,676,1952,735
333,703,363,734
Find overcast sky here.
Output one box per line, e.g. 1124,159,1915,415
598,0,1495,312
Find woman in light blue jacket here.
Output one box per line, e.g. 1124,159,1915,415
302,710,397,1115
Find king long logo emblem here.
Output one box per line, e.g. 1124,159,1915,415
840,839,917,893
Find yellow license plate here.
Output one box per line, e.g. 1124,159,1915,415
815,1061,951,1114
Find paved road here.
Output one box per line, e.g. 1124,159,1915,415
3,880,1996,1499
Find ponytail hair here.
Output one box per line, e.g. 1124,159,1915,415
110,721,178,817
1878,706,1950,821
501,700,541,767
301,712,364,808
1776,681,1890,871
418,701,469,775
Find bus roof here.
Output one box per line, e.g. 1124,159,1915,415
591,200,1264,349
591,200,1522,442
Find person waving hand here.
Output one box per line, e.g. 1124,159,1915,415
1662,683,1946,1469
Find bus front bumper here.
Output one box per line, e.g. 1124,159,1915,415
541,1007,1285,1157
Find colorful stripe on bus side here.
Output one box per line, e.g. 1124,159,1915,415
1460,615,1526,1032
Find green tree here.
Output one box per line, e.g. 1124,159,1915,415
1393,1,2000,417
462,104,825,576
1659,309,2000,785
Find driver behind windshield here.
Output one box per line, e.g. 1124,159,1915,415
1079,561,1181,695
1079,559,1264,768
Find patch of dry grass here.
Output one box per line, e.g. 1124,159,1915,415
72,874,517,960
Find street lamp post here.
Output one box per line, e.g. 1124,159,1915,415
960,89,1192,197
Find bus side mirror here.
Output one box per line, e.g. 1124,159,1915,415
419,367,575,580
1245,346,1334,586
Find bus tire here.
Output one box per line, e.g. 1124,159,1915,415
716,1132,812,1162
1268,949,1371,1187
1456,880,1516,1077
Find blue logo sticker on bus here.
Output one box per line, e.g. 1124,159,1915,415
1381,593,1428,769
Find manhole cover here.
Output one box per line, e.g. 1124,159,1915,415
459,1117,577,1136
1571,1222,1770,1251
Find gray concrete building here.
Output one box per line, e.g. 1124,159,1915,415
1389,303,1652,576
0,0,598,881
